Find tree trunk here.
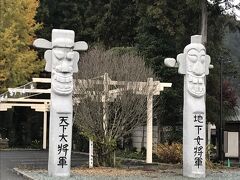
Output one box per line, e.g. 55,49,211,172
141,125,145,148
157,119,161,143
95,142,115,167
201,0,208,45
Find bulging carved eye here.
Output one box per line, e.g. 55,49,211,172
200,55,205,63
188,54,197,62
53,50,64,60
66,52,74,60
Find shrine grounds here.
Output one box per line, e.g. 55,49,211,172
2,149,240,180
14,165,240,180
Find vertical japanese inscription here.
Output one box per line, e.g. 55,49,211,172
57,116,69,168
193,112,204,168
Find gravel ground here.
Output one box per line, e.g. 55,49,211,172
16,167,240,180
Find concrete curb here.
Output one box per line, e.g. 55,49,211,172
72,151,89,156
13,168,35,180
1,148,42,151
118,157,182,168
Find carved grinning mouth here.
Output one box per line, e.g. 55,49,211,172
52,71,73,95
187,74,205,97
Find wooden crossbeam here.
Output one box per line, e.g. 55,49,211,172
0,103,49,112
32,78,51,83
78,79,159,87
8,88,51,94
1,98,50,103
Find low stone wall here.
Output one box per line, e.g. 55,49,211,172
0,138,9,149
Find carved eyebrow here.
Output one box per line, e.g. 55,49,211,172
53,49,65,59
187,49,198,55
199,49,206,55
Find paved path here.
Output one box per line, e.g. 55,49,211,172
0,150,88,180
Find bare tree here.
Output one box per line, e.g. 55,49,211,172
74,47,156,166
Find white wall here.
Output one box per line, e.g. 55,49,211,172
132,126,158,151
225,131,239,158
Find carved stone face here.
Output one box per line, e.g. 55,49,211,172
52,47,74,95
175,35,211,98
33,29,88,96
185,46,206,97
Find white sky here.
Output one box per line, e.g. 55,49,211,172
224,0,240,20
209,0,240,20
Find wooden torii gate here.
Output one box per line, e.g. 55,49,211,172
0,74,171,163
75,73,172,163
0,78,51,149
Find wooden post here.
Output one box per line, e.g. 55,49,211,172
146,78,153,163
43,105,47,149
207,122,211,146
102,73,109,135
89,139,93,168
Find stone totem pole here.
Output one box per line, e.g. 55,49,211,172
165,35,212,178
33,29,88,177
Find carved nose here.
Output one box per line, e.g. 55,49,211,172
56,62,73,73
61,65,71,73
193,62,204,75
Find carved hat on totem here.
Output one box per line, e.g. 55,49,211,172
52,29,75,48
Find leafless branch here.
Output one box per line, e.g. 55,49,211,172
74,47,157,148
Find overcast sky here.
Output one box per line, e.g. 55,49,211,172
227,0,240,19
208,0,240,20
220,0,240,20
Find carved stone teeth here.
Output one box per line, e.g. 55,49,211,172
189,76,193,82
65,85,71,89
57,76,61,82
58,76,65,83
191,84,194,92
55,85,60,90
198,78,203,84
189,84,192,91
62,77,66,83
66,77,72,82
190,84,194,92
193,77,198,84
56,76,60,82
55,75,72,83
